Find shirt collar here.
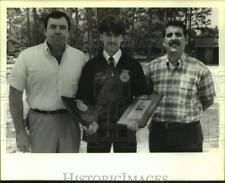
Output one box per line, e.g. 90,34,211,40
43,40,68,56
165,53,186,70
103,49,122,66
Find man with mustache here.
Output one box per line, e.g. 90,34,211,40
77,15,148,152
9,11,91,153
146,21,215,152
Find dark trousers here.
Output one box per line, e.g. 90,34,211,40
87,125,136,153
149,121,203,152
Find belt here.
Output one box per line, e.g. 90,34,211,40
31,108,68,114
151,120,200,129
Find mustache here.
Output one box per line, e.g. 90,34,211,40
168,40,180,46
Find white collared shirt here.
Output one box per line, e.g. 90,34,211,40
9,41,86,110
103,49,122,67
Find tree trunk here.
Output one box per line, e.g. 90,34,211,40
26,9,31,47
86,8,93,58
32,8,40,45
75,8,79,47
131,8,135,57
147,9,152,61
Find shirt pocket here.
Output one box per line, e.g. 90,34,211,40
180,80,197,92
179,80,197,102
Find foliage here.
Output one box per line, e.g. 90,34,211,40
7,8,218,62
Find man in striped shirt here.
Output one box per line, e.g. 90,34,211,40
146,21,215,152
8,11,97,153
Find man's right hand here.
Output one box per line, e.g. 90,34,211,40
16,131,30,152
9,86,30,152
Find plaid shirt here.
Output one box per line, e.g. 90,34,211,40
146,54,215,123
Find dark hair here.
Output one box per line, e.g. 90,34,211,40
163,21,187,38
99,15,125,35
44,11,71,31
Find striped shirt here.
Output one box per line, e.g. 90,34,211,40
146,54,215,123
9,41,86,111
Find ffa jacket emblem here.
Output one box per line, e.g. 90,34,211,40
120,70,130,82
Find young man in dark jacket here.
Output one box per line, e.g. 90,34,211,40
77,15,148,153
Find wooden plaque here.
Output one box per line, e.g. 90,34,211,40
117,93,163,127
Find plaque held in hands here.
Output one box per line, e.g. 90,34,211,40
117,93,163,127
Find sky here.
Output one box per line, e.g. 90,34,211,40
210,8,218,28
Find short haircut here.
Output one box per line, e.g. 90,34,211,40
99,15,125,35
164,21,187,38
44,11,71,31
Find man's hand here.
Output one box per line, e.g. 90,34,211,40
16,131,30,152
85,122,99,135
9,86,30,152
127,121,139,131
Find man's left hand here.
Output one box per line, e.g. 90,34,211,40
127,121,139,131
86,122,99,134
